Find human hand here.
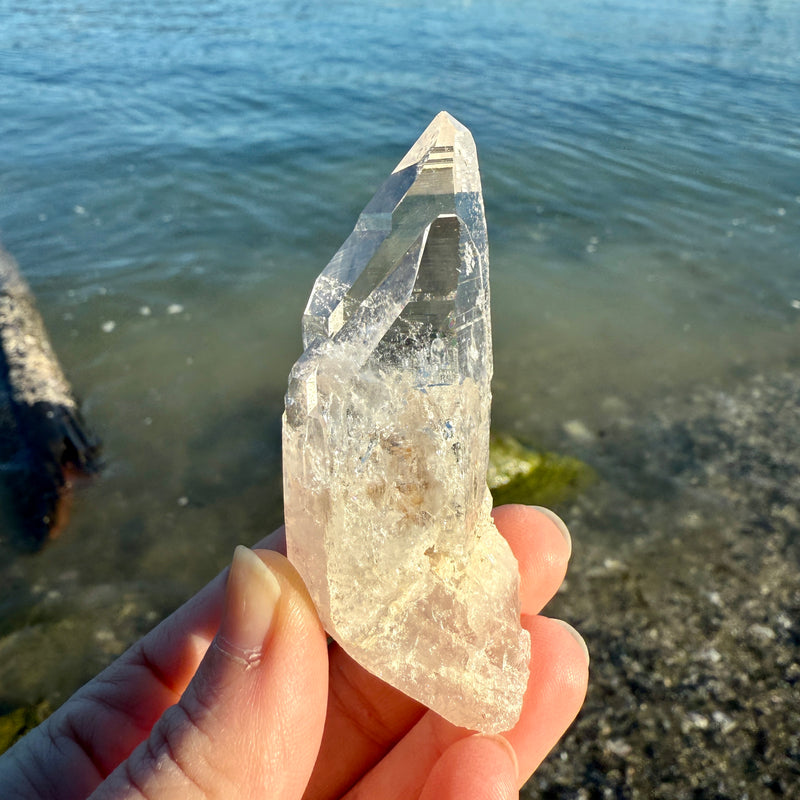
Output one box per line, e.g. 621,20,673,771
0,504,588,799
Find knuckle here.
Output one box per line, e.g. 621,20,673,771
123,699,234,799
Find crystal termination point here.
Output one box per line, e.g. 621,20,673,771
283,112,531,733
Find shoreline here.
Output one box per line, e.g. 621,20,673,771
528,370,800,798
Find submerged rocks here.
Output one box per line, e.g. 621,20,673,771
488,433,594,507
0,701,51,755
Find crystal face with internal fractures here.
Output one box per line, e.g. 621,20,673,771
282,112,530,733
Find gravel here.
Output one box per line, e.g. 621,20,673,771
525,371,800,798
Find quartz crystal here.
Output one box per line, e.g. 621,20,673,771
282,112,530,733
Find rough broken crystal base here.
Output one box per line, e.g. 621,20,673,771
282,112,530,733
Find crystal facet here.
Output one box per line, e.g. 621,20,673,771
282,112,530,733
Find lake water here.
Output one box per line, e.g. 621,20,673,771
1,0,799,708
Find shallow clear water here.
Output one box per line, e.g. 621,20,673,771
1,0,799,705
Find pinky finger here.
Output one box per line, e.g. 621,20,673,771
418,734,519,800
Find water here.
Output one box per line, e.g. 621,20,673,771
1,0,799,706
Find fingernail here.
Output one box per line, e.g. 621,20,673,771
554,619,590,666
217,545,282,666
532,505,572,556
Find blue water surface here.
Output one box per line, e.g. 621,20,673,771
0,0,799,706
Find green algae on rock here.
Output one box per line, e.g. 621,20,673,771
488,433,594,507
0,701,51,756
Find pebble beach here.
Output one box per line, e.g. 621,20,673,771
529,367,800,798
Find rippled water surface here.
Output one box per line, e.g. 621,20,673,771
1,0,799,705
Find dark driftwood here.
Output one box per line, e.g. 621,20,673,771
0,247,100,549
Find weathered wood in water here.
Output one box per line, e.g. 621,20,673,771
0,246,100,549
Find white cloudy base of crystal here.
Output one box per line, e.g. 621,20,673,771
284,362,530,733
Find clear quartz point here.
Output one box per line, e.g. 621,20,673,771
282,111,530,733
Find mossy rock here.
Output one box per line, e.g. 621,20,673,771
0,700,51,755
488,433,594,507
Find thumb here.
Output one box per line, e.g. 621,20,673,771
90,547,328,800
